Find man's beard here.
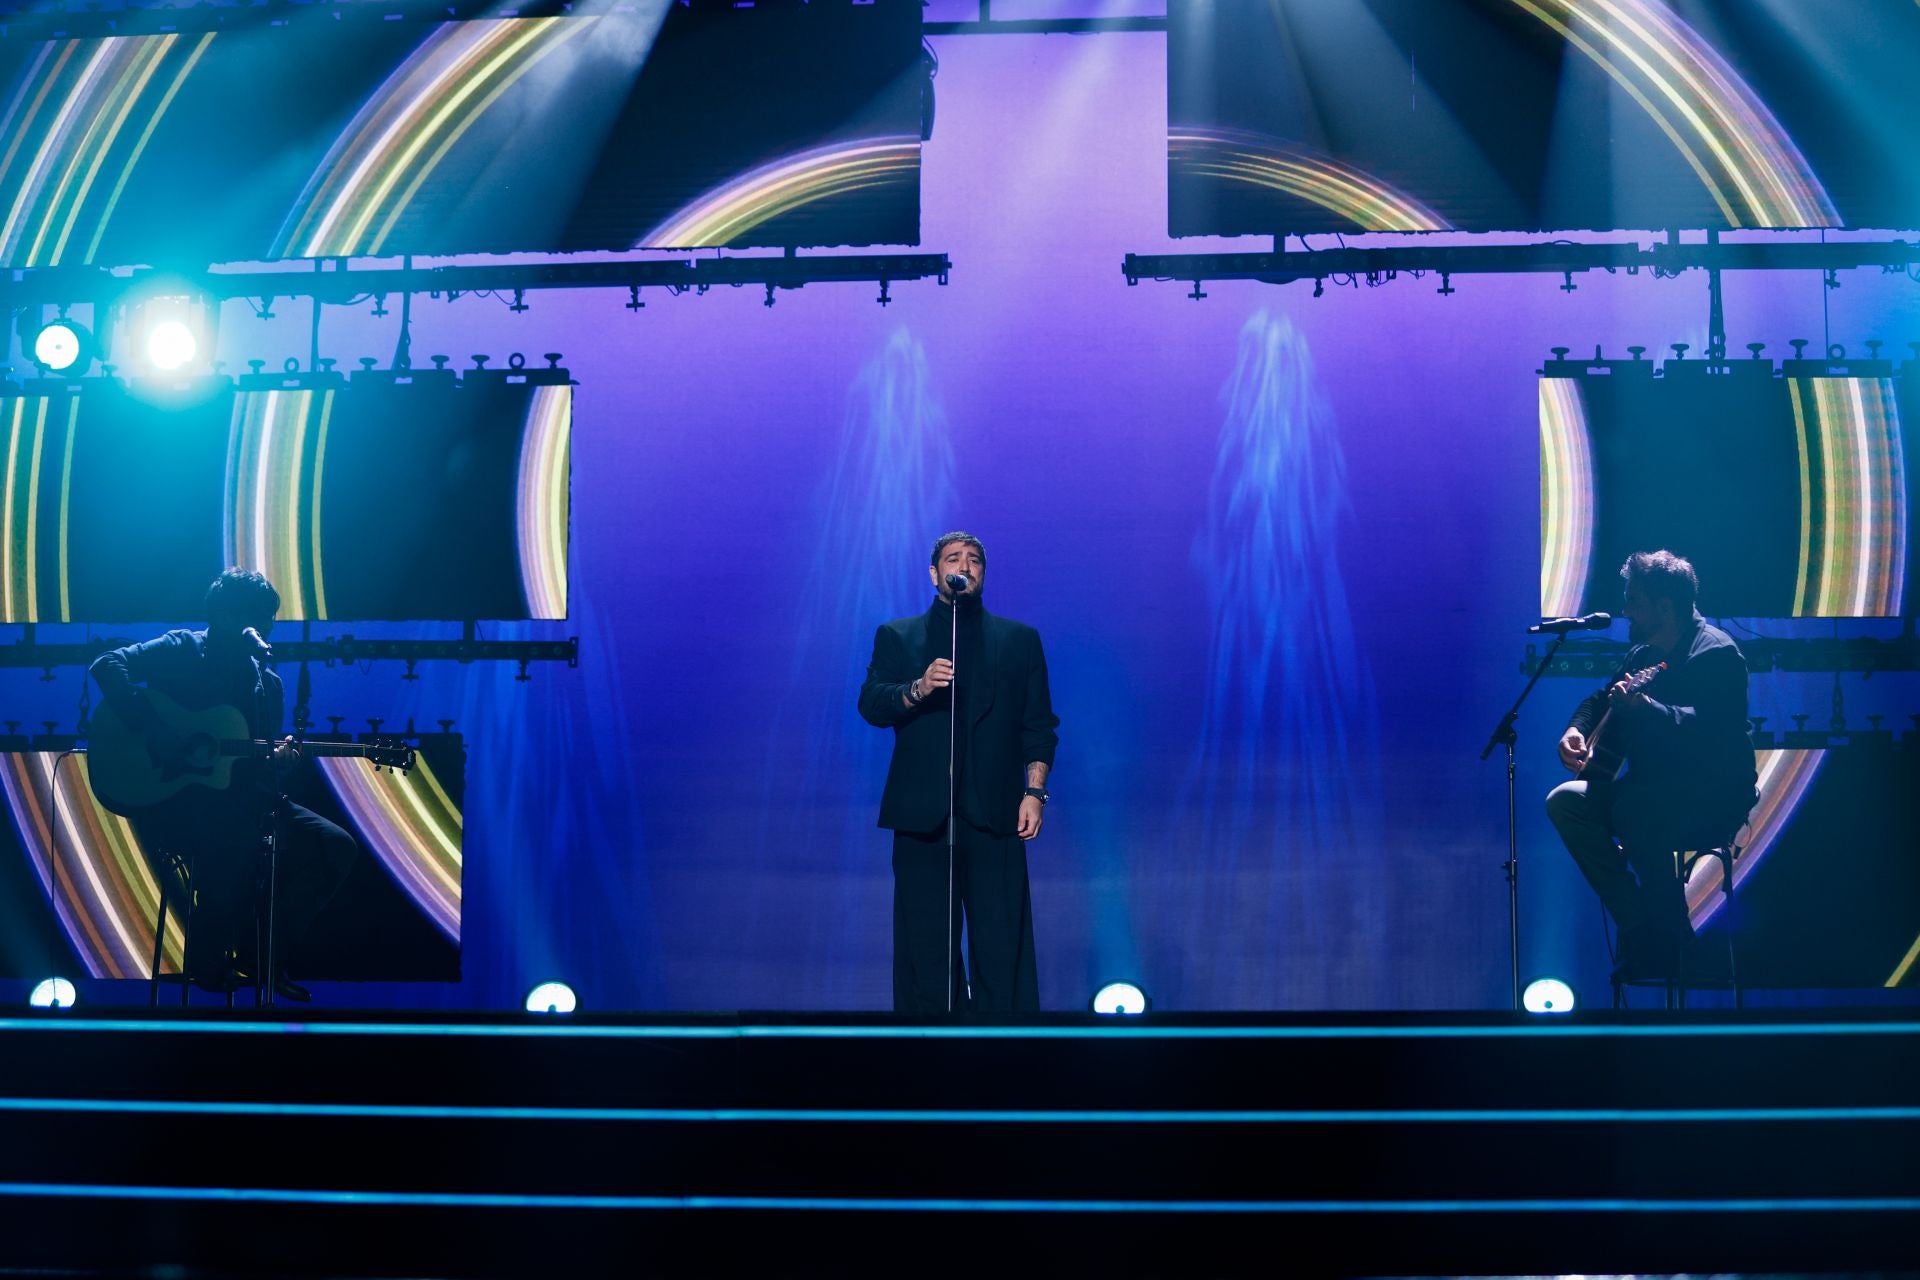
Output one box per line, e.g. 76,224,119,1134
1627,617,1650,644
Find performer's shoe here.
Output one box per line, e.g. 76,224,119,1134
1610,924,1684,984
187,956,310,1003
185,954,249,996
1612,920,1709,985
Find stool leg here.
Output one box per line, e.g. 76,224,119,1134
1666,849,1684,1010
180,855,195,1009
148,896,167,1010
1722,849,1741,1010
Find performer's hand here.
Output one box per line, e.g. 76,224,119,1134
1557,728,1588,773
1606,680,1649,712
1017,795,1044,840
919,658,954,694
271,735,300,761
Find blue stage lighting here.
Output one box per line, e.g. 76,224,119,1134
30,319,89,373
146,318,198,371
1522,977,1576,1014
525,981,577,1014
28,977,76,1009
1090,981,1149,1015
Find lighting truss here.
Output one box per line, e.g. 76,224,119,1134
1123,235,1920,296
0,254,952,316
0,630,578,680
1525,631,1920,679
1,0,1171,40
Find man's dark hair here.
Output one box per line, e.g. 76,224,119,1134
930,531,986,568
1621,549,1698,615
206,567,281,624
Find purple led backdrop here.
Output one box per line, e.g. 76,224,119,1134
6,29,1917,1010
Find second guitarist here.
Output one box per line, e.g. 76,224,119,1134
1546,551,1759,981
90,569,359,1001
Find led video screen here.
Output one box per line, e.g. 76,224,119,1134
1169,0,1920,236
0,373,571,622
0,0,922,267
1706,735,1920,989
0,735,465,982
1539,360,1916,619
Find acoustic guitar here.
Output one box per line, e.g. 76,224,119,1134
1576,661,1667,784
88,690,413,818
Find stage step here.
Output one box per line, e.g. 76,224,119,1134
0,1011,1914,1276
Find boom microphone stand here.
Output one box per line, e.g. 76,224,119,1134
1480,629,1570,1012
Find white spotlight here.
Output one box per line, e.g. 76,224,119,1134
1522,977,1577,1014
524,981,577,1014
146,318,198,371
31,319,89,373
28,977,77,1009
1090,981,1149,1015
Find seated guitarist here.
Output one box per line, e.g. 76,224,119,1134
90,568,358,1001
1546,550,1758,981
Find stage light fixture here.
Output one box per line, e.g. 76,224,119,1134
525,981,577,1014
28,977,76,1009
30,318,91,374
123,287,216,377
146,318,198,371
1521,977,1576,1014
1090,981,1150,1015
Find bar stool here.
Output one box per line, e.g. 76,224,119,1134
1611,838,1742,1010
147,841,270,1009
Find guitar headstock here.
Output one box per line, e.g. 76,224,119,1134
367,740,416,772
1622,660,1668,693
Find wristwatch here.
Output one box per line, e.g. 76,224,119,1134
1022,787,1049,805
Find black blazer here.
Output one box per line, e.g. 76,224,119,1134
859,601,1059,836
1565,614,1758,830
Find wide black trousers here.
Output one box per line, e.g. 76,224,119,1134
892,820,1039,1014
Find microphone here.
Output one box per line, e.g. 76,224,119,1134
242,626,273,658
944,573,972,594
1528,612,1612,634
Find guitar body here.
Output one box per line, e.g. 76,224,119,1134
88,692,257,817
1576,661,1668,786
89,691,414,819
1577,723,1630,786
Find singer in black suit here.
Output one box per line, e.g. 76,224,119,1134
859,532,1060,1013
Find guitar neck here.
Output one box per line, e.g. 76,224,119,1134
220,739,391,761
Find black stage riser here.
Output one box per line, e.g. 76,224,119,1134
0,1012,1914,1277
3,1018,1915,1109
3,1200,1916,1278
1,1112,1916,1201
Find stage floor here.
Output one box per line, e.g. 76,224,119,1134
0,1009,1915,1276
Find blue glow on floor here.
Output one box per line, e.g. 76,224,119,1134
0,1097,1914,1124
2,1017,1917,1040
0,1183,1916,1213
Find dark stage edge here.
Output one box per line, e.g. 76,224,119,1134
0,1010,1915,1277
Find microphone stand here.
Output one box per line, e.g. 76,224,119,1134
946,592,958,1015
1480,630,1569,1012
260,655,312,1008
